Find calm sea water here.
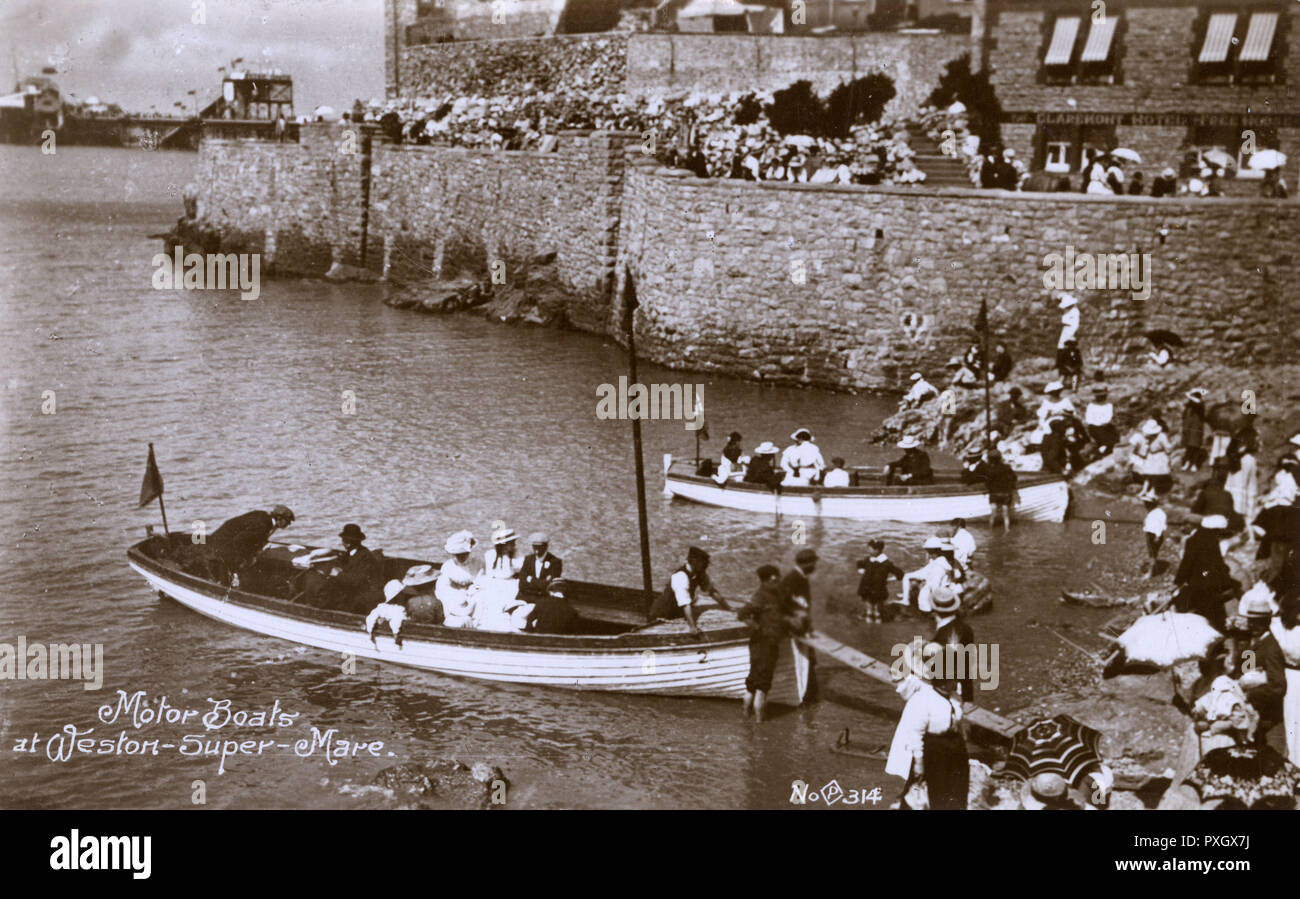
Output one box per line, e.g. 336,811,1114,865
0,145,1127,809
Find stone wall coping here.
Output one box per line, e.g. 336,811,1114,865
636,165,1297,209
403,32,629,51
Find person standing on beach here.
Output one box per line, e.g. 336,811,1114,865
1181,389,1208,471
930,588,975,705
779,548,819,702
886,649,969,810
1140,485,1166,578
985,450,1019,532
739,565,807,722
857,539,904,623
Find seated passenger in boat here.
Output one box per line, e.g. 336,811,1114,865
474,526,533,632
744,442,784,489
823,457,850,488
959,447,987,485
366,579,411,645
781,429,825,486
207,504,295,576
436,530,481,628
519,532,563,600
900,536,954,613
401,565,444,625
885,437,934,486
300,523,385,614
713,431,745,485
526,578,578,635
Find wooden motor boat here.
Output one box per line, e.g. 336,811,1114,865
662,457,1069,523
126,536,811,705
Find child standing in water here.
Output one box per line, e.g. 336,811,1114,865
857,539,905,623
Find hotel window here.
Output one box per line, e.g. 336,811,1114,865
1194,8,1282,83
1186,125,1279,178
1040,11,1123,84
1045,141,1071,173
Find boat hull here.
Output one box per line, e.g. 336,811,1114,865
664,469,1069,523
127,549,807,705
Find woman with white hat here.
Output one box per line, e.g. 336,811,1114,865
885,644,969,809
901,536,954,613
436,530,481,628
1032,381,1075,444
1130,419,1173,495
475,526,532,632
780,428,825,486
886,436,934,486
743,441,784,489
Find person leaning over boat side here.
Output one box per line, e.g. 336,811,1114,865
367,579,411,646
437,530,481,628
984,449,1019,533
858,539,904,623
739,565,807,722
743,442,784,490
713,431,744,486
206,504,295,579
823,457,850,488
649,546,724,636
885,436,934,486
886,649,969,810
518,532,562,600
780,428,825,486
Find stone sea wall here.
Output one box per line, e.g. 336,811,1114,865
192,126,1298,393
616,161,1298,391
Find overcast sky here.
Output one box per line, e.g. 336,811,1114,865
1,0,385,113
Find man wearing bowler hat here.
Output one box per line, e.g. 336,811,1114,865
304,523,384,613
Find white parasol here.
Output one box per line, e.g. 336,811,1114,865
1116,610,1221,666
1110,147,1141,163
1201,148,1236,169
1248,149,1287,171
784,134,816,148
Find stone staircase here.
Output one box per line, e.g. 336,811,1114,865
906,127,973,189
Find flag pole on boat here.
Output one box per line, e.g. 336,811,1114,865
623,270,654,600
138,442,170,537
977,298,992,455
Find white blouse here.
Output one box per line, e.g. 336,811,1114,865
885,678,961,779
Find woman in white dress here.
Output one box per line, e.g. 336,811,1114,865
1273,597,1300,766
436,530,481,628
474,526,531,632
886,656,968,810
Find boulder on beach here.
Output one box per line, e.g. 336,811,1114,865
371,759,508,809
383,278,484,313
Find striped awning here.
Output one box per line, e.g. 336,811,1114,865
1045,16,1081,65
1080,16,1119,63
1239,11,1279,62
1198,12,1237,64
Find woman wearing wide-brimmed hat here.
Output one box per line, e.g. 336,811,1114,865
886,644,969,810
742,441,783,490
780,428,825,486
436,530,481,628
885,436,934,486
1130,418,1173,495
475,526,533,632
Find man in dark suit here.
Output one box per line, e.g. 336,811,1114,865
1174,515,1239,631
303,523,384,613
518,532,563,599
208,504,295,573
779,548,819,702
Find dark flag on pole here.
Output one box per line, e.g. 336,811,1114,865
975,298,989,336
139,444,163,508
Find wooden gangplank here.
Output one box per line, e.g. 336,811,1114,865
797,630,1022,744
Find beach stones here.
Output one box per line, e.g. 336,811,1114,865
371,759,509,810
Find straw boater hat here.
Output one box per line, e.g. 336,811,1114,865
1141,419,1162,436
791,428,813,441
1240,587,1275,620
922,536,945,551
898,436,922,450
755,441,779,454
444,530,477,554
1058,293,1078,309
1200,514,1229,531
528,531,550,547
945,356,962,368
909,372,924,381
402,564,438,586
1021,772,1070,810
1044,380,1065,394
491,526,517,545
964,446,984,459
930,586,961,614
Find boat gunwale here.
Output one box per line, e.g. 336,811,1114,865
665,460,1065,497
126,543,752,652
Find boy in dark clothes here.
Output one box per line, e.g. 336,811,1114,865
739,565,806,722
856,539,904,623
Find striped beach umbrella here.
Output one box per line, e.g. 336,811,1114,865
1005,714,1103,787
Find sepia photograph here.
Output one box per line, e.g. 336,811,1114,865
0,0,1297,874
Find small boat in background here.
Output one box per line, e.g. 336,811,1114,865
662,457,1069,523
126,536,811,705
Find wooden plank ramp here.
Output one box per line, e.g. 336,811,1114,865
797,630,1022,744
